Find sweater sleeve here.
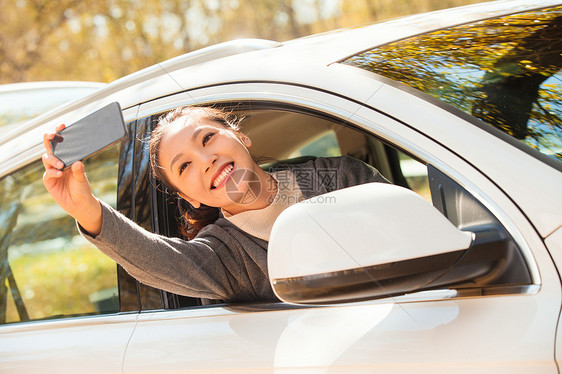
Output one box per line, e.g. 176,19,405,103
79,201,269,301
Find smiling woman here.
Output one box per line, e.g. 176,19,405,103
41,105,389,303
149,106,277,233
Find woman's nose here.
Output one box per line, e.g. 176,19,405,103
198,153,217,173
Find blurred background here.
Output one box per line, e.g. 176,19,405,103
0,0,488,84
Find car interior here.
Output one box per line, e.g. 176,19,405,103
223,103,424,191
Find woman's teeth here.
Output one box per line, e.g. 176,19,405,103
212,163,233,189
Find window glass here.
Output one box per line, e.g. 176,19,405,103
288,130,341,159
0,146,119,324
398,153,430,202
343,6,562,164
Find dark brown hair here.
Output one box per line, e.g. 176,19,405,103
149,106,242,239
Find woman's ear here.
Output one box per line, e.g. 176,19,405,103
178,192,201,209
239,133,252,148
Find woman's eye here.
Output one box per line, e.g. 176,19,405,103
179,162,190,175
202,132,215,146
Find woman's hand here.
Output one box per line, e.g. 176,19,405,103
42,124,102,236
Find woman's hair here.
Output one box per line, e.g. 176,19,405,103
149,106,242,239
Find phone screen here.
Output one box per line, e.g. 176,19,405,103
50,102,126,169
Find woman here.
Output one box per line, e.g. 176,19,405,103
42,106,388,302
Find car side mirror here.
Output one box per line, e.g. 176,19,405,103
268,183,474,304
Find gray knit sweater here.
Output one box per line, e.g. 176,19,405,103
83,156,388,302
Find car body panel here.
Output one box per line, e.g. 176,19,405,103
0,313,138,374
124,293,558,373
547,227,562,367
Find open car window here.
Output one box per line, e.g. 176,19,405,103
138,103,432,309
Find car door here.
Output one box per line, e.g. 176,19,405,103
0,105,141,374
122,81,560,373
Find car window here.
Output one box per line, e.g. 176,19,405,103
140,103,432,308
398,152,430,201
288,130,341,159
0,146,120,324
342,6,562,166
136,99,533,308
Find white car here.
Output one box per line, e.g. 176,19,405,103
0,1,561,372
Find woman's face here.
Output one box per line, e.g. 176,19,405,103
158,115,260,212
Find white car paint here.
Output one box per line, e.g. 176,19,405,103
268,183,473,278
0,313,138,373
1,0,561,372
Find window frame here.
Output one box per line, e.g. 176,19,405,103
140,102,428,309
136,82,541,310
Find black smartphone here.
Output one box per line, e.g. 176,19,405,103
50,102,127,169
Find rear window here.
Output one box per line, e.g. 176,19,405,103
342,6,562,166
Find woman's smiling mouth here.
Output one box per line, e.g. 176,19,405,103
211,162,234,189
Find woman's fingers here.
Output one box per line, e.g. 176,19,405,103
43,167,63,180
43,124,66,170
71,161,88,183
43,132,54,155
41,152,64,170
42,163,64,192
43,124,65,154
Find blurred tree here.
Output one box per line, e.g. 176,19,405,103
0,0,487,84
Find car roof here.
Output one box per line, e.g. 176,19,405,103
0,81,106,130
1,0,560,176
0,81,104,93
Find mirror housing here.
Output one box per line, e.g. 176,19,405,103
268,183,474,304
